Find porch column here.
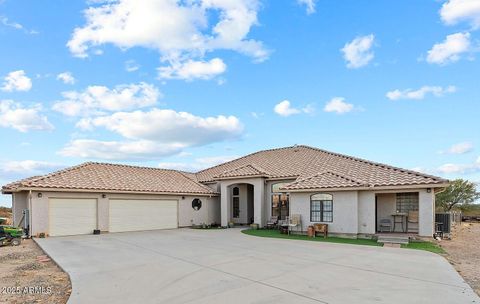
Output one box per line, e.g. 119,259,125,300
253,179,265,227
419,189,434,237
220,183,230,227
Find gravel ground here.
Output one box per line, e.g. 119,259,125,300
0,239,71,304
440,222,480,296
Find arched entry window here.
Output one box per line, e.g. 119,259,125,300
271,183,289,220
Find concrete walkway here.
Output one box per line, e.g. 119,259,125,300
36,228,479,304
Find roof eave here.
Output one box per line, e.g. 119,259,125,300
212,175,269,181
10,187,219,197
281,182,450,192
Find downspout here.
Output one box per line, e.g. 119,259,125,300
28,190,32,238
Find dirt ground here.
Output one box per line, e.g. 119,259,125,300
440,222,480,296
0,239,71,304
0,207,12,225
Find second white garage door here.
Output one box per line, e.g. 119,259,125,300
109,199,178,232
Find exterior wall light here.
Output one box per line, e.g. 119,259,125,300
426,188,431,193
37,193,42,198
102,194,107,198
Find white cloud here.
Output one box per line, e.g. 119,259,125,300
440,0,480,29
62,109,243,160
437,156,480,174
251,112,263,119
1,160,62,175
1,70,32,92
341,34,375,69
125,60,140,72
158,58,226,80
386,85,456,100
445,142,474,154
297,0,317,14
52,82,160,116
0,160,63,181
158,155,239,172
426,32,471,65
76,109,243,144
274,100,313,117
59,139,185,160
323,97,354,114
67,0,269,79
0,16,38,34
0,100,54,132
56,72,76,84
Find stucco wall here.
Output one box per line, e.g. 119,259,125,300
26,191,218,236
358,191,376,234
419,189,434,237
290,191,359,234
12,192,28,227
178,196,219,227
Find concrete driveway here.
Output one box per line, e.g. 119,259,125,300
36,229,479,304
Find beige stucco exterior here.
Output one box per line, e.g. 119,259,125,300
10,181,435,238
15,190,219,237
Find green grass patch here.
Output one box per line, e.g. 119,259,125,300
241,229,381,247
401,241,445,254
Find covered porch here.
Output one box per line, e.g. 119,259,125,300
375,190,433,236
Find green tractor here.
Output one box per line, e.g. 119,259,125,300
0,225,24,246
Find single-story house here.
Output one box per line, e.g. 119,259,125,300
2,145,448,238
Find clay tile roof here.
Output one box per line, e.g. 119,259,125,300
280,171,369,191
214,164,270,179
196,145,448,188
2,162,217,195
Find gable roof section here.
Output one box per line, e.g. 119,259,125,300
280,171,368,191
2,162,217,195
196,145,448,188
214,164,270,179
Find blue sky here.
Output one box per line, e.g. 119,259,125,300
1,0,479,207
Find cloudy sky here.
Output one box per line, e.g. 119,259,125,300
1,0,479,206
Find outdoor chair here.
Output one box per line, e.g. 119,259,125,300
288,214,302,235
379,218,392,232
407,211,419,233
266,216,279,229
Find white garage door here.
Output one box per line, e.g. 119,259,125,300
109,199,178,233
49,198,97,236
